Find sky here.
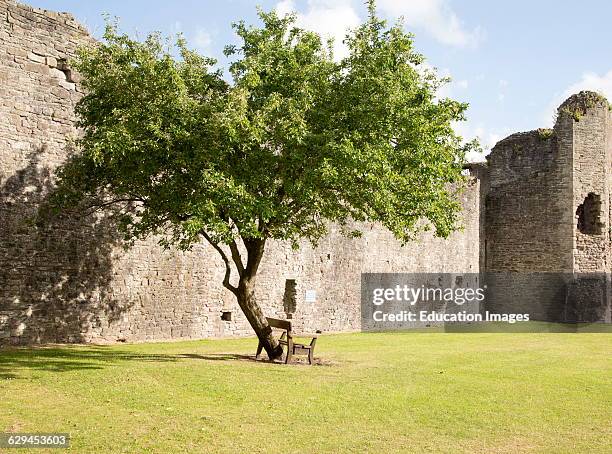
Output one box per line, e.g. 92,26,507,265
26,0,612,161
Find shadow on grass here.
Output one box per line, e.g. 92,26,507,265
0,346,180,379
0,345,333,379
178,353,257,362
0,346,280,379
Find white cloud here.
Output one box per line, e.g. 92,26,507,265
424,65,469,102
376,0,483,48
543,70,612,126
453,121,511,162
194,29,213,54
275,0,361,59
276,0,295,17
428,64,469,100
437,77,468,100
497,80,508,104
171,21,183,34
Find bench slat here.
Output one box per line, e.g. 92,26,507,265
266,317,292,331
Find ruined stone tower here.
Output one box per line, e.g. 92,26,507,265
484,91,612,323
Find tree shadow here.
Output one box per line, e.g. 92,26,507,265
0,146,130,345
0,346,286,379
177,353,257,362
0,345,180,379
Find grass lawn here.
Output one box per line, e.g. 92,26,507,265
1,331,611,453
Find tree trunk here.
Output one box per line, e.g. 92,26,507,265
201,231,281,359
228,237,283,360
236,275,283,360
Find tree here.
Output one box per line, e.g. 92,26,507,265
52,1,476,360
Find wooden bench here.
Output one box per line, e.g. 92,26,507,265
255,317,319,364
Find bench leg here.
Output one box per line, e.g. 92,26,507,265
285,346,293,364
308,348,314,365
255,341,263,360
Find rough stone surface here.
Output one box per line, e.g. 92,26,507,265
0,1,610,345
0,0,481,344
484,92,612,323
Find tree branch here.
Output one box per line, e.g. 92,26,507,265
228,239,245,277
200,230,238,295
83,197,145,213
218,212,246,277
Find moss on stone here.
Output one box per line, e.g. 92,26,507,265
537,128,554,140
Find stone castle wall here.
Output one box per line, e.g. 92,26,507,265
567,94,612,322
0,0,482,345
2,1,610,345
483,123,574,321
568,94,611,273
484,94,612,323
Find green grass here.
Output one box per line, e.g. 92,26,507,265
1,332,611,453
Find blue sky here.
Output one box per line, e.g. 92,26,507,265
27,0,612,160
